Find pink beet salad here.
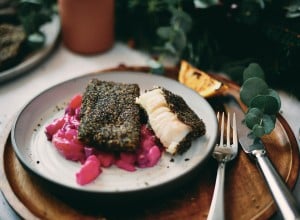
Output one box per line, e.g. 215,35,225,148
45,94,163,186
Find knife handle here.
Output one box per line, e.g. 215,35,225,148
253,150,300,220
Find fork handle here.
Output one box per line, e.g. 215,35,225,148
254,150,300,220
207,162,226,220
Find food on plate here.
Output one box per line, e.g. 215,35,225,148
45,92,162,185
136,86,206,155
78,79,141,152
45,79,206,185
76,155,102,185
0,23,26,71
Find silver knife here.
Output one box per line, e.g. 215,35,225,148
226,100,300,220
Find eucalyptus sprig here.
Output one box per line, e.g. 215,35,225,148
155,2,192,64
240,63,281,138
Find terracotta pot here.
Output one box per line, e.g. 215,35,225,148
58,0,114,54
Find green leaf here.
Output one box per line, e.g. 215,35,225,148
164,41,177,55
245,107,263,129
262,114,275,134
253,124,265,137
156,27,173,39
20,0,42,5
172,29,187,52
147,0,167,13
193,0,219,9
250,94,280,114
248,107,264,116
170,9,192,32
267,88,281,110
285,1,300,18
240,77,269,106
243,63,265,82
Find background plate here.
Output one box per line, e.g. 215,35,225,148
11,71,218,194
0,15,60,83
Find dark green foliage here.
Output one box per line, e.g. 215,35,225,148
240,77,269,106
16,0,56,49
241,63,280,138
115,0,300,98
1,0,56,51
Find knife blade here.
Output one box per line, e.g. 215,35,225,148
225,99,300,220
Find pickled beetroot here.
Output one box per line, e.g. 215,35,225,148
68,94,82,110
45,94,163,185
136,125,162,168
96,151,115,167
76,155,101,185
45,117,65,141
52,129,85,162
115,152,137,171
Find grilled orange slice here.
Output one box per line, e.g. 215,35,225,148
178,60,228,98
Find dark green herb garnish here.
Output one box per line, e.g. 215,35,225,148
240,63,281,138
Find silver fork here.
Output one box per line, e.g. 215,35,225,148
207,112,238,220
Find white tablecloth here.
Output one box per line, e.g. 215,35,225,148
0,42,299,220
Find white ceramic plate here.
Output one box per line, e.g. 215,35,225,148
11,71,218,194
0,15,60,83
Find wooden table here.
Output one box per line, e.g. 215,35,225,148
1,42,300,220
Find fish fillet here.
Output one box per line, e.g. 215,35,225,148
136,87,206,154
78,79,141,152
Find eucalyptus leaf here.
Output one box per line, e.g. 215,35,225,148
157,26,173,39
245,107,263,129
267,88,281,110
172,29,187,52
170,9,192,32
164,41,177,55
250,94,280,114
20,0,42,4
147,0,167,13
243,63,265,82
239,63,281,138
193,0,219,8
240,77,269,106
247,107,264,116
262,114,275,134
285,0,300,18
270,114,276,122
253,124,265,137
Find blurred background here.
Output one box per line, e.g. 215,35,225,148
1,0,300,97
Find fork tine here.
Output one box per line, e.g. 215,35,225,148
232,112,238,147
227,112,230,147
219,112,224,147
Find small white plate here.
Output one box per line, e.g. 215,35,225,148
11,71,218,194
0,15,60,83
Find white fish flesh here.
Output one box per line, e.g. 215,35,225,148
136,87,205,154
